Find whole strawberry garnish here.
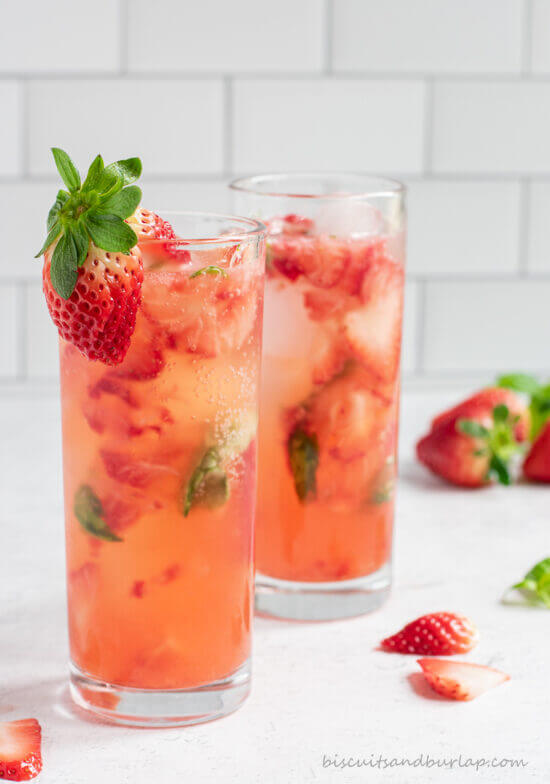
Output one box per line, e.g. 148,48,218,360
381,612,479,655
0,718,42,781
37,148,144,365
417,659,510,701
416,388,528,487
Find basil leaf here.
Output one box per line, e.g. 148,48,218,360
190,265,228,279
82,154,105,191
50,231,79,299
84,211,137,252
51,147,81,192
183,448,228,517
98,185,142,220
74,485,122,542
287,428,318,502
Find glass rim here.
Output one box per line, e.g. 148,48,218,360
143,210,266,246
229,172,405,200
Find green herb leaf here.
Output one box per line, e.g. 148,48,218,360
492,404,509,423
488,453,511,485
50,231,79,299
190,265,228,279
288,428,319,502
98,185,142,220
72,221,90,267
457,419,490,438
74,485,122,542
84,211,137,252
82,154,105,191
497,373,541,396
35,221,61,258
47,190,69,232
51,148,81,193
183,448,228,517
504,557,550,608
104,157,142,187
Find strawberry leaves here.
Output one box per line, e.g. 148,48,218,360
457,403,522,486
497,373,550,440
36,149,143,299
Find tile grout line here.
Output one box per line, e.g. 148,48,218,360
222,77,233,178
119,0,128,75
517,178,531,278
422,78,435,174
521,0,534,76
15,281,28,381
20,78,29,177
323,0,334,74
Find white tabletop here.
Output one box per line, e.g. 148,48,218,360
1,385,548,784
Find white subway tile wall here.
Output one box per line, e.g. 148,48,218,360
1,0,549,385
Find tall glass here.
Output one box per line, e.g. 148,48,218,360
231,175,406,621
61,212,265,725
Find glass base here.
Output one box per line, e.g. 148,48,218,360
69,659,251,727
255,563,391,621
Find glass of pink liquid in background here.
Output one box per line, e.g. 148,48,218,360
231,174,406,621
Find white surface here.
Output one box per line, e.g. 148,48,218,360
1,387,549,783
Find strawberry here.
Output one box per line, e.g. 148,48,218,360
343,256,404,383
523,421,550,482
417,658,510,701
266,213,314,236
417,389,528,487
37,149,145,365
0,719,42,781
431,388,529,443
381,612,479,655
127,207,176,242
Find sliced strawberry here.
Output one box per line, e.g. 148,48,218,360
343,256,404,383
127,207,176,242
0,719,42,781
100,449,178,489
417,658,510,701
110,319,165,381
266,214,314,236
267,236,308,281
523,421,550,481
381,612,479,655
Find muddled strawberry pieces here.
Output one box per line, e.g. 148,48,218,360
417,659,510,701
0,719,42,782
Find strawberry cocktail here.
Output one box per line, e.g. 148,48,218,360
232,174,405,620
39,150,265,725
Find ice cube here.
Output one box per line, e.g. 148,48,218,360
314,201,385,238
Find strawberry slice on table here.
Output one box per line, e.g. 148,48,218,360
523,421,550,482
381,612,479,655
416,388,528,487
417,659,510,701
37,148,145,365
0,719,42,781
